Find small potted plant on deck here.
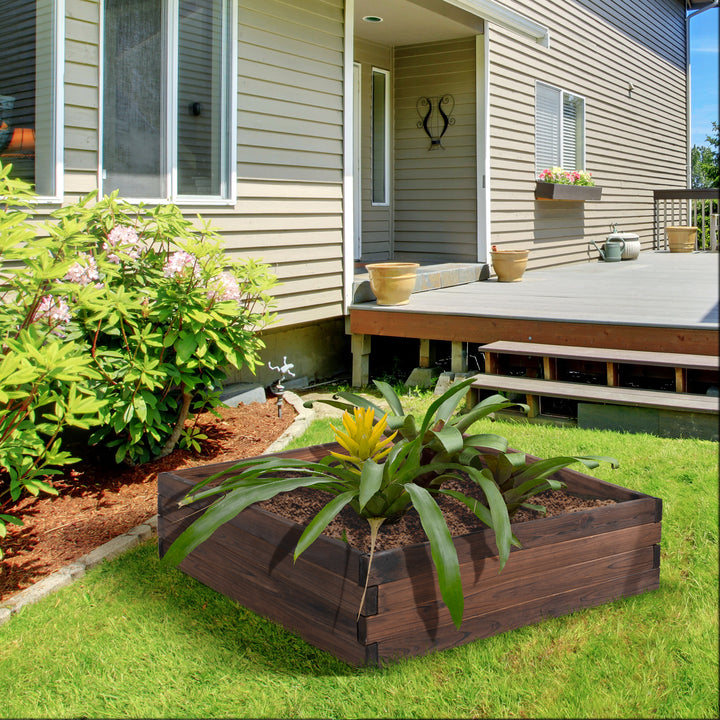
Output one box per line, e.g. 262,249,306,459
490,244,529,282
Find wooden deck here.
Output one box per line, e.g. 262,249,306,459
349,252,719,385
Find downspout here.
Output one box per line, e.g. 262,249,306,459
685,1,719,187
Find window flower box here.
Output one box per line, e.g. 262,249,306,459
535,181,603,201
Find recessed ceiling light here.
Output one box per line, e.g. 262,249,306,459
362,15,383,23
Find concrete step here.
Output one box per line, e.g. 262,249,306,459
353,262,489,303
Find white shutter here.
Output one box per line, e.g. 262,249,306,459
535,82,561,174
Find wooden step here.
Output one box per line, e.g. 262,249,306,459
470,374,720,415
478,341,719,371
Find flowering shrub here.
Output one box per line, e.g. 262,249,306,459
0,167,276,553
0,168,105,553
537,167,595,186
49,191,277,465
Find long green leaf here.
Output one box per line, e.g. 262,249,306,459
453,394,529,433
162,476,334,567
293,491,356,560
464,466,513,569
358,458,384,510
403,482,464,628
371,379,405,417
428,425,465,456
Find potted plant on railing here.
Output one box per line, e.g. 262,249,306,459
159,378,662,666
490,244,529,282
535,167,603,201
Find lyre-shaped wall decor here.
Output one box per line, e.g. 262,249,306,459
416,94,455,150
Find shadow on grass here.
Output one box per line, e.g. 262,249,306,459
93,538,376,678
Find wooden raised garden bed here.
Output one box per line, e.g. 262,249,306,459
158,443,662,667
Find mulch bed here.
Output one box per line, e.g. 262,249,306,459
0,398,296,602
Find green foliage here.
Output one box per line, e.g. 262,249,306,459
691,122,720,189
164,378,616,628
44,191,277,465
0,164,277,554
0,167,104,552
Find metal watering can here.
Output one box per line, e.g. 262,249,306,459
591,225,626,262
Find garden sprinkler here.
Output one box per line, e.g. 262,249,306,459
267,357,295,417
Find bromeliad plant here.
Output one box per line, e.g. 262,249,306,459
164,378,618,628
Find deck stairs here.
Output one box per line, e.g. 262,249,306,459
469,341,719,440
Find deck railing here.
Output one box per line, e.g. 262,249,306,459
653,189,719,251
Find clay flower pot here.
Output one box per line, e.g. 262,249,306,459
490,249,529,282
665,226,697,253
366,262,419,305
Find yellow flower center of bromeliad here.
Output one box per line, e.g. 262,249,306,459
330,407,396,471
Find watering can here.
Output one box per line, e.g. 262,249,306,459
591,234,625,262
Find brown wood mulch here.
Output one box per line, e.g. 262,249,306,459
0,398,296,603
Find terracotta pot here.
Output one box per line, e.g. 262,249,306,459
366,262,419,305
158,442,662,667
490,250,529,282
666,226,697,253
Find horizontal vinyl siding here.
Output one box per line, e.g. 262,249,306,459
236,0,345,325
394,37,477,263
487,0,688,269
64,0,99,198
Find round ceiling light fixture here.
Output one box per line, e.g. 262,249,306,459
362,15,383,23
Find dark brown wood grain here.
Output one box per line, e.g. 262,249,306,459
157,442,663,667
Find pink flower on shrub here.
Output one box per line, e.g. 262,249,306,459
207,271,241,302
32,295,72,326
103,225,141,263
106,225,139,247
163,251,200,279
65,255,99,285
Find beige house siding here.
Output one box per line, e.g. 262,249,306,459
354,39,393,262
65,0,100,199
487,0,688,269
59,0,345,329
394,37,478,262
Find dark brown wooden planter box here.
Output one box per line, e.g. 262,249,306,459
158,442,661,667
535,181,603,201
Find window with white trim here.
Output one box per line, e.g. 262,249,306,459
102,0,234,201
0,0,60,198
535,81,585,175
371,68,390,206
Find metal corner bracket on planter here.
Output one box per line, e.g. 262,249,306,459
534,181,603,201
158,442,662,667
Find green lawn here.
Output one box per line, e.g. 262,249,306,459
1,399,718,718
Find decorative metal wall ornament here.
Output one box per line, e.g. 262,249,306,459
416,94,455,149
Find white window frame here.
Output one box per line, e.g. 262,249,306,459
99,0,237,205
4,0,65,202
535,81,586,175
371,67,390,207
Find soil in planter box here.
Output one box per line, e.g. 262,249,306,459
256,478,616,554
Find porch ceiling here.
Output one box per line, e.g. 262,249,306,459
355,0,482,45
354,0,549,47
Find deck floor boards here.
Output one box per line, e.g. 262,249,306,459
350,253,718,330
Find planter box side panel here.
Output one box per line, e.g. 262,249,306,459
373,565,659,664
362,541,660,644
158,473,373,667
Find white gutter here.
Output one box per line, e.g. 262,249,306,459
685,0,718,186
443,0,550,47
